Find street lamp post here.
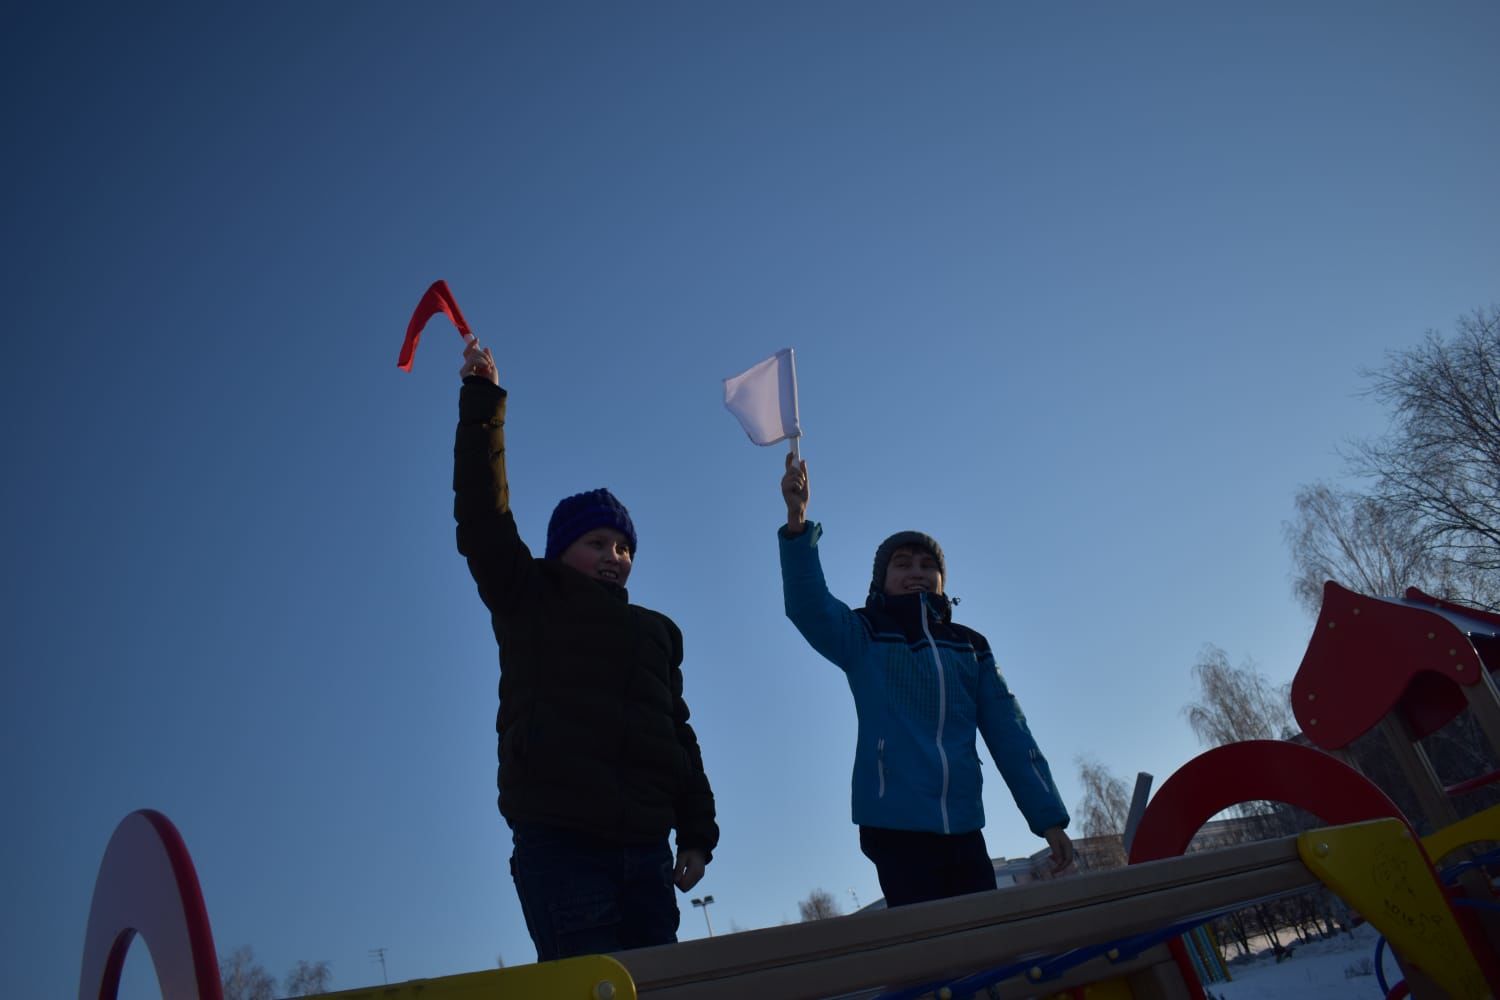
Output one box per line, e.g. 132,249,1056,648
690,895,716,936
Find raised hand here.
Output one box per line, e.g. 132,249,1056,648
781,451,809,534
460,338,498,385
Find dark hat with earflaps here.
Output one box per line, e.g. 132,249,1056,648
869,530,946,597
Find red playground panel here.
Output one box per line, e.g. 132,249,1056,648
1291,581,1497,749
78,810,223,1000
1128,740,1411,864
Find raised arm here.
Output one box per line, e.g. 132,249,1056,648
778,452,870,670
453,342,536,618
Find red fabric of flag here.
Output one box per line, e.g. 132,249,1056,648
397,280,473,371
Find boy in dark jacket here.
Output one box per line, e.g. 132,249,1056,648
454,342,718,961
778,453,1071,907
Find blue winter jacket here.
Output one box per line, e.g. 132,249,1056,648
780,521,1070,837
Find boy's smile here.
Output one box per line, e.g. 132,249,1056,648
883,545,943,597
560,528,634,585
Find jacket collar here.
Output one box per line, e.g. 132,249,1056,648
555,561,630,602
864,589,953,627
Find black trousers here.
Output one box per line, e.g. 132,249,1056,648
859,825,997,907
509,822,679,961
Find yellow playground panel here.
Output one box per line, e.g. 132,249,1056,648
1423,802,1500,868
1300,817,1489,1000
306,955,635,1000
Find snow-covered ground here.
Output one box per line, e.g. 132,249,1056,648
1207,924,1403,1000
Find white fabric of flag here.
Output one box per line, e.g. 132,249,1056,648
723,348,801,446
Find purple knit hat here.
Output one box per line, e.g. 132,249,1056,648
544,489,637,560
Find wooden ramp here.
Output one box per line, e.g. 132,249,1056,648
614,837,1309,999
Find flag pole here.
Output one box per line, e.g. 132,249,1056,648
787,347,802,461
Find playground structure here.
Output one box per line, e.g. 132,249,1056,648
1294,582,1500,837
79,584,1500,1000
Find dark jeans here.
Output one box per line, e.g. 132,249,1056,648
510,822,680,961
859,826,997,907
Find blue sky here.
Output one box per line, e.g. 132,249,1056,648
4,3,1497,996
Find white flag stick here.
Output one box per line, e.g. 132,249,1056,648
786,348,803,461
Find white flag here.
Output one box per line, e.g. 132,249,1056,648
723,348,801,446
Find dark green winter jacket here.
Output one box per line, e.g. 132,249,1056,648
453,378,718,858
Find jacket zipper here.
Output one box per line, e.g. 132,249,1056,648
877,738,886,798
920,595,951,834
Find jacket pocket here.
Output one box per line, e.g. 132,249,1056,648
877,738,887,798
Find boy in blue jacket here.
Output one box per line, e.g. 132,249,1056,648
778,454,1072,906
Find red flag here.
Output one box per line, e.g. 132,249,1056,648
397,280,473,371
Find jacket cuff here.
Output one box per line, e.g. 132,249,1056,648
1029,810,1070,838
778,520,822,544
458,379,507,421
675,833,716,864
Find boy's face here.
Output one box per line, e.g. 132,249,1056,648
883,545,943,597
560,527,633,585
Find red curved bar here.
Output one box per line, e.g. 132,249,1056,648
78,810,223,1000
1128,741,1410,864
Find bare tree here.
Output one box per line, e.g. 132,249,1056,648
1350,307,1500,593
1183,645,1292,747
220,947,276,1000
1073,758,1131,868
1286,484,1447,614
1286,481,1500,615
284,959,332,996
798,888,841,921
1075,758,1131,837
1182,649,1298,835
